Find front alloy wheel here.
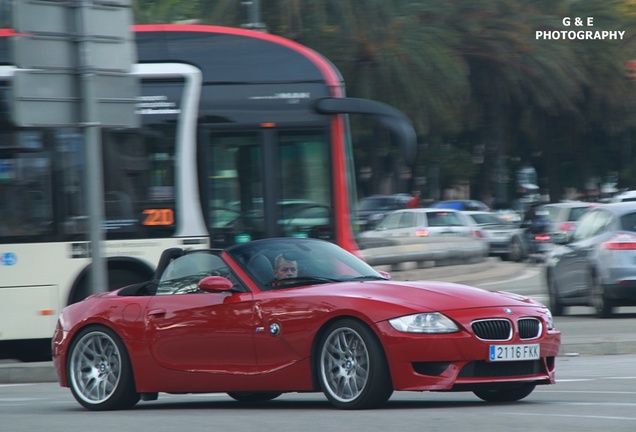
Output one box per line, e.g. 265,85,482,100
67,326,139,410
318,319,392,409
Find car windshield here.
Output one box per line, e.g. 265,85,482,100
226,238,386,289
157,252,232,295
359,197,395,211
568,206,592,221
620,212,636,232
431,201,463,210
470,213,506,225
427,211,464,227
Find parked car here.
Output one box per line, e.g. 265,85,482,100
358,208,476,242
545,202,636,317
52,237,560,411
356,194,411,230
540,202,597,243
610,190,636,203
429,199,490,212
462,211,526,262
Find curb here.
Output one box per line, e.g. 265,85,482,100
0,361,57,384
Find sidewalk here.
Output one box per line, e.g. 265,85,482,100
382,257,526,286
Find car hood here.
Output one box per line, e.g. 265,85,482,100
283,279,542,314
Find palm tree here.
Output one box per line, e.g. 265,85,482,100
442,0,592,203
133,0,201,24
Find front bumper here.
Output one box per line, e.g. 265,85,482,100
375,312,561,392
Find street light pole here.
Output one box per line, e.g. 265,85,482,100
241,0,265,31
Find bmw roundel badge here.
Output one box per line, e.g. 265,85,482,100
269,323,281,336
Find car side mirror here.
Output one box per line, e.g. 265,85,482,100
198,276,234,293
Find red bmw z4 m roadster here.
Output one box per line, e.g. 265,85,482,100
53,237,560,410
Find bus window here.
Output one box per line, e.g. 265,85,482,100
0,151,53,238
202,128,333,247
203,131,264,246
0,130,75,239
278,131,332,240
97,78,182,239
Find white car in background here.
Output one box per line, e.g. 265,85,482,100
610,190,636,203
359,208,476,241
462,211,526,262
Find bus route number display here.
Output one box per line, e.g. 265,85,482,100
142,208,174,226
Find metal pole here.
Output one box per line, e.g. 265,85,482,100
75,1,107,295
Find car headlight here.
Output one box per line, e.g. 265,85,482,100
542,308,554,330
389,312,460,334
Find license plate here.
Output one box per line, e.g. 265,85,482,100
489,344,540,362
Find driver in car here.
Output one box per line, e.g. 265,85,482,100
273,254,298,280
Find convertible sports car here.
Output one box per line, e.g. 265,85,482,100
52,238,560,411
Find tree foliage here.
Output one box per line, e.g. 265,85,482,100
132,0,636,202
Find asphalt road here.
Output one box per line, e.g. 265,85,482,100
3,355,636,432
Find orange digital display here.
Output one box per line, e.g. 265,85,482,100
142,208,175,226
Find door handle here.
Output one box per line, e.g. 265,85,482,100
147,308,166,319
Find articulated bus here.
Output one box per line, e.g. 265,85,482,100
0,24,415,360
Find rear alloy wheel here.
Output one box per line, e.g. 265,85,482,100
506,237,524,262
318,319,392,409
591,274,615,318
226,392,282,402
547,274,565,316
473,383,536,402
67,326,140,411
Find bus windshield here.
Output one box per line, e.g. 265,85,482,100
203,129,332,246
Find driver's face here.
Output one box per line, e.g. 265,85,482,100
274,258,298,279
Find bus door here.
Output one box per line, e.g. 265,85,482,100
199,127,334,248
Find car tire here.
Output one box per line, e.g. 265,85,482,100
506,237,524,262
547,273,565,316
473,383,536,402
226,392,282,402
591,274,615,318
67,326,140,411
317,319,393,409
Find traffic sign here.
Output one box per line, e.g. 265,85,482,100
10,0,138,127
11,69,138,127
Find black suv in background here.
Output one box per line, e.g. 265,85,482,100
356,194,411,231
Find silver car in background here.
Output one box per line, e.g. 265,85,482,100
545,202,636,318
359,208,475,241
462,211,526,262
541,201,597,243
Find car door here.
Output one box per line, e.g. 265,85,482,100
144,253,257,374
372,211,402,237
395,210,418,236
